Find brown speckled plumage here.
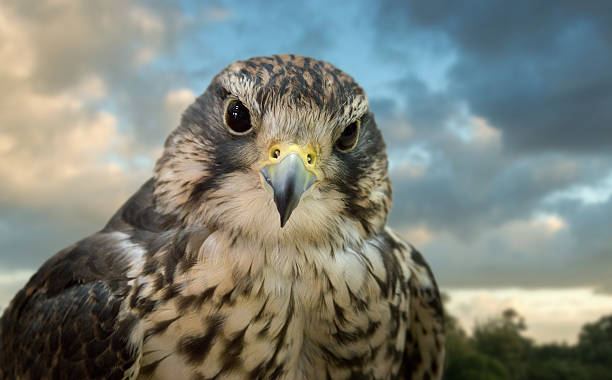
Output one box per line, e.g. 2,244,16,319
0,55,444,380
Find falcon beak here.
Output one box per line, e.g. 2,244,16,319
260,144,319,228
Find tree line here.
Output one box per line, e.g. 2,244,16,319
443,295,612,380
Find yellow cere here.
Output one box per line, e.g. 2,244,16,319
265,143,322,178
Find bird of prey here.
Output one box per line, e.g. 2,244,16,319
0,55,444,380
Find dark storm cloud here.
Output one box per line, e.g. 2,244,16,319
368,0,612,292
390,75,458,134
416,180,612,292
376,0,612,152
433,209,612,293
556,197,612,259
387,137,595,236
369,74,461,153
371,73,602,238
559,198,612,294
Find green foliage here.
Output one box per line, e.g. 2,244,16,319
523,358,592,380
446,352,510,380
441,296,612,380
471,308,532,379
577,315,612,367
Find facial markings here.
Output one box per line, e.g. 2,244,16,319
223,55,368,127
156,55,389,241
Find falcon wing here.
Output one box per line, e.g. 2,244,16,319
389,230,445,380
0,179,178,379
0,231,145,380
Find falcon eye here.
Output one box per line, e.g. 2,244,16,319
224,98,252,135
335,120,360,152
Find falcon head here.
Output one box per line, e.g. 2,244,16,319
154,55,391,246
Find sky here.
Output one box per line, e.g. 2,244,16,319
1,0,611,343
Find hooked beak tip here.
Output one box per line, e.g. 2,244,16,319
260,153,316,228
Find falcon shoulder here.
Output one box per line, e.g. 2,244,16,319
384,229,445,380
0,180,167,380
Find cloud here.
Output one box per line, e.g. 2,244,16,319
464,117,502,148
419,200,612,292
0,1,185,273
0,75,144,210
0,0,191,150
0,82,150,271
546,170,612,205
1,0,181,91
367,4,612,292
384,117,612,291
401,225,434,247
0,270,34,313
203,7,234,23
376,0,612,152
165,88,196,124
0,5,34,79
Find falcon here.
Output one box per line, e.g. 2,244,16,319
0,55,444,379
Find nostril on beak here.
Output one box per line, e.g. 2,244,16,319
271,148,281,160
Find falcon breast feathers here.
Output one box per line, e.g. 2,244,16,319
1,55,444,380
